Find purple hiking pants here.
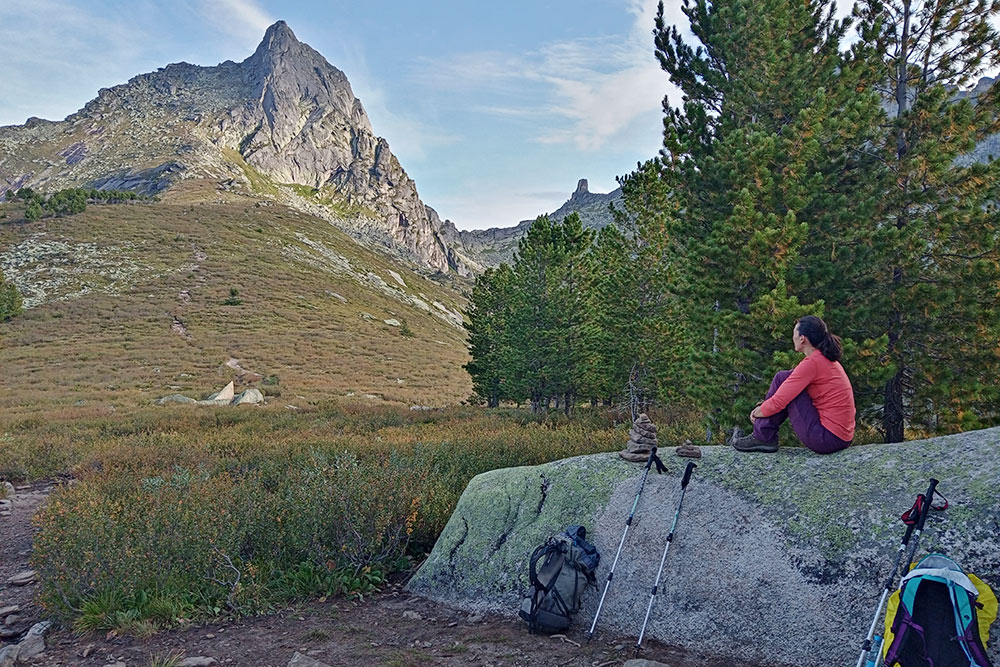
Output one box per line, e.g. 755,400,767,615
753,370,852,455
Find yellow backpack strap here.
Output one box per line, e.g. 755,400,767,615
968,572,998,644
882,589,902,658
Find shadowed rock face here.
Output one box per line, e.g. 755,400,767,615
408,427,1000,666
0,20,466,275
231,22,460,274
236,21,375,186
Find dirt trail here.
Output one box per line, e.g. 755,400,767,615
1,482,50,640
0,484,764,667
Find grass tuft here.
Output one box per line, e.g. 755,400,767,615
148,651,185,667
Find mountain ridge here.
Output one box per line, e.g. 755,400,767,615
1,23,994,276
439,179,625,268
0,21,469,276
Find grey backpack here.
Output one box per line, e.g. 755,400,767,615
519,525,600,633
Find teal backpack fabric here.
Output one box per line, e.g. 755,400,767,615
884,554,994,667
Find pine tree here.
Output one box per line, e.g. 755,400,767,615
0,268,23,321
464,264,516,407
502,214,594,413
581,223,635,405
546,213,594,414
651,0,884,431
584,160,692,413
848,0,1000,439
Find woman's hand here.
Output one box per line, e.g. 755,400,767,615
749,403,764,422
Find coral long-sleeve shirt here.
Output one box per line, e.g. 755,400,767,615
760,350,856,441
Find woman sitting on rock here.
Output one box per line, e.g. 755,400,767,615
731,315,855,454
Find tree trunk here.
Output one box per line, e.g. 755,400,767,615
883,0,911,444
884,367,906,443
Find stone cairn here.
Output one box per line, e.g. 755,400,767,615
620,413,658,462
676,438,702,459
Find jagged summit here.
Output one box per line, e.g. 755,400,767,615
243,20,345,92
0,21,467,275
260,20,298,47
573,178,589,195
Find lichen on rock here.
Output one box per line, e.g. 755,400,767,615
409,428,1000,666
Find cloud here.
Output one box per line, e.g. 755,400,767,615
0,0,158,125
197,0,273,42
408,0,684,153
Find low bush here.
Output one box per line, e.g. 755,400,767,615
223,288,242,306
26,404,624,631
34,452,423,625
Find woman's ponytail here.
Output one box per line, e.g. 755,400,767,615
818,331,843,362
797,316,842,362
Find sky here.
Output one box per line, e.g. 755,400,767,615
0,1,997,230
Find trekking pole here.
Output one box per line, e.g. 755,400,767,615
584,446,667,641
853,478,938,667
634,461,696,656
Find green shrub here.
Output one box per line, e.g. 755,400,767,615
33,451,428,623
223,288,242,306
0,268,23,321
24,405,624,631
24,200,42,221
13,187,146,224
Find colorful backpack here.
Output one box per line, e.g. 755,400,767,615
883,553,997,667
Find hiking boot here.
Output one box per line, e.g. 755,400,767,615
730,434,779,453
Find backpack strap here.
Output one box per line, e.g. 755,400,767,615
525,541,570,633
884,592,929,667
529,542,565,593
948,580,995,667
889,617,933,667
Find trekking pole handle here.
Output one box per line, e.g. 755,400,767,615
916,478,938,532
681,461,696,488
645,447,658,471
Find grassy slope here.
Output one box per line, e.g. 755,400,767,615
0,181,471,420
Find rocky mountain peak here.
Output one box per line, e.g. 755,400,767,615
245,21,321,76
573,178,589,196
241,20,356,119
261,20,298,48
0,20,470,275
